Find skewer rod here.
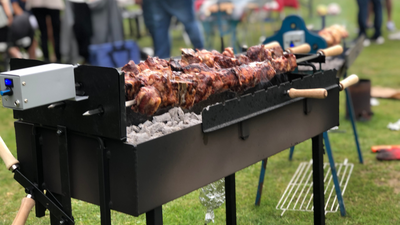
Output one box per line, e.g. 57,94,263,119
82,108,104,116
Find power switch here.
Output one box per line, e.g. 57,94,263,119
0,88,13,96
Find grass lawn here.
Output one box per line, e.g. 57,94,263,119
1,0,400,224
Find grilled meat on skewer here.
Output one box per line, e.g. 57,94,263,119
182,63,224,94
124,52,295,100
133,86,162,115
122,43,297,116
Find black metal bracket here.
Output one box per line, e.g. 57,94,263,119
30,125,46,217
303,98,313,115
97,137,112,225
57,126,73,224
297,62,317,74
13,169,75,224
239,120,249,140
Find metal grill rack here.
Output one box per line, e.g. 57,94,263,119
276,159,353,216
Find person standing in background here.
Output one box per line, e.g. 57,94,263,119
139,0,204,59
88,0,124,45
357,0,384,46
11,0,38,59
385,0,396,31
69,0,92,63
0,0,20,58
26,0,64,62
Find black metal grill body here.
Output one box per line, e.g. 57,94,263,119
10,59,339,220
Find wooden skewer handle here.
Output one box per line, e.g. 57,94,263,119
340,74,359,91
318,45,343,57
263,41,280,50
286,44,311,54
12,195,35,225
0,136,19,170
288,88,328,99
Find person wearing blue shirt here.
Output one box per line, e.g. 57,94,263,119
139,0,204,59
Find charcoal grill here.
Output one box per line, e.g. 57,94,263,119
1,57,342,225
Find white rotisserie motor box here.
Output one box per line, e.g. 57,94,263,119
283,30,305,50
0,64,75,110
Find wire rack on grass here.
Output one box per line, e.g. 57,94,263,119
276,159,353,216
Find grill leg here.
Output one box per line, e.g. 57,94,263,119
323,132,346,216
225,173,237,225
255,158,268,206
312,134,325,225
146,206,163,225
289,146,295,161
344,71,363,164
57,126,73,221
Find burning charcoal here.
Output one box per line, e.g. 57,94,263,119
134,132,150,144
177,108,185,121
153,113,172,123
127,132,136,139
177,121,193,129
151,132,163,139
161,126,180,135
183,113,192,122
148,122,164,135
190,112,202,121
127,137,134,144
138,125,149,134
126,107,202,146
130,125,140,133
126,126,134,134
168,108,181,122
187,120,200,127
143,120,153,127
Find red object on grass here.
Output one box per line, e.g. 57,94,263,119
371,145,400,153
376,148,400,161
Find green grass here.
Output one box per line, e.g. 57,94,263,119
2,0,400,224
